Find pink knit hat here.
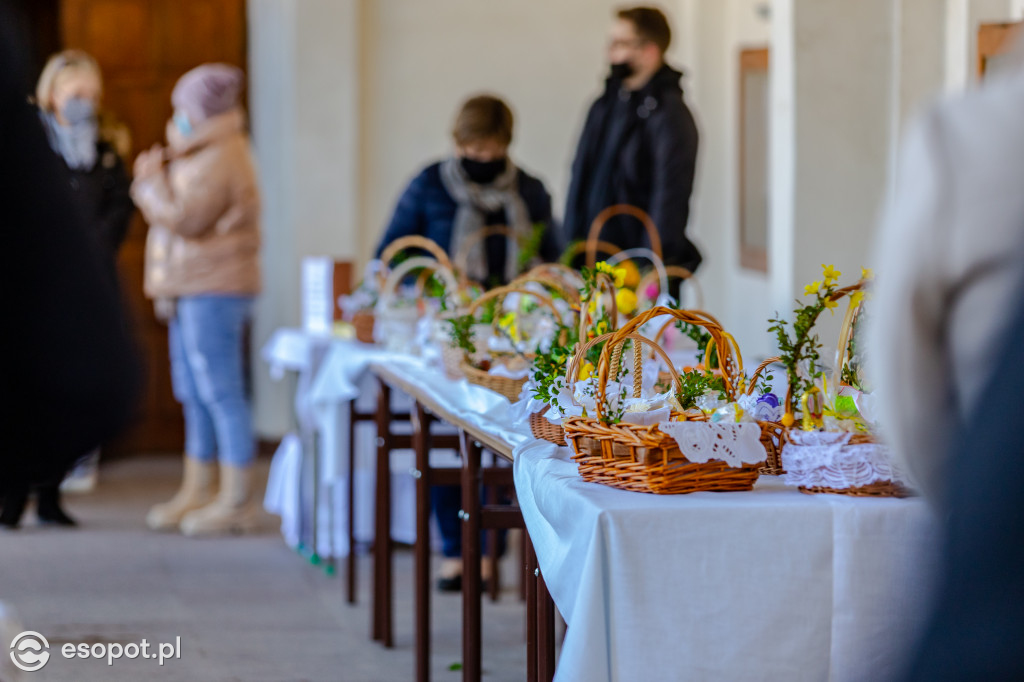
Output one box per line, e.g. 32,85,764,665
171,64,244,124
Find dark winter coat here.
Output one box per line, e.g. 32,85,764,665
563,64,701,271
375,161,558,285
58,139,134,256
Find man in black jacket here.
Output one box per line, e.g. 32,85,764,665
563,6,701,272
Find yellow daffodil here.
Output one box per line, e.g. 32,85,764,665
821,264,842,285
615,288,638,315
861,267,874,281
578,361,595,381
804,281,822,296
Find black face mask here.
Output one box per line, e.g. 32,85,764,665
609,61,635,81
461,157,507,185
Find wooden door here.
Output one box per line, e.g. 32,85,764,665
978,22,1023,80
61,0,247,455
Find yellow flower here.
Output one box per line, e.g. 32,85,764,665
821,264,842,285
596,261,627,288
615,288,638,315
498,311,520,342
588,298,598,315
578,361,595,381
823,297,839,312
804,281,822,296
861,267,874,281
849,290,865,307
621,260,641,288
595,319,609,335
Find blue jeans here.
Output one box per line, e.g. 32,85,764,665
168,295,254,466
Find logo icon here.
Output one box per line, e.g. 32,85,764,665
10,631,50,672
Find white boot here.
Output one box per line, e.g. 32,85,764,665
180,464,259,537
146,456,216,531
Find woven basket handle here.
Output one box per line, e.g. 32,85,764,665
602,307,739,399
585,205,662,267
648,309,724,360
606,247,669,299
782,280,867,415
380,235,452,271
509,272,582,308
593,333,683,421
703,332,745,385
377,256,458,313
464,284,564,327
561,239,622,266
518,264,585,296
453,225,516,283
746,356,782,396
830,281,867,392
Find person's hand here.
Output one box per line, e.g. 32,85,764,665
133,144,165,179
153,297,176,324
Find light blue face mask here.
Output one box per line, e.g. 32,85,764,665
173,110,193,136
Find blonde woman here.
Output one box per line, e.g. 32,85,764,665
36,50,134,259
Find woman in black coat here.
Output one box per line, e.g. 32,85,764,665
0,16,139,528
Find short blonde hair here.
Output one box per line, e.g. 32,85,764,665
35,50,103,112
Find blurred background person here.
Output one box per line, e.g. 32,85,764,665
132,63,262,537
563,6,701,272
868,33,1024,681
375,93,558,289
374,93,556,590
34,49,135,511
0,7,139,530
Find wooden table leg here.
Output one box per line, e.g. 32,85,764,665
525,532,538,682
413,402,432,682
537,568,556,682
487,481,500,603
347,400,358,604
460,431,483,682
372,380,393,646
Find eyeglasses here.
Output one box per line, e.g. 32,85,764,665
608,38,647,50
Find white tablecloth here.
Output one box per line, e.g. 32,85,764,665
261,329,435,556
513,439,939,682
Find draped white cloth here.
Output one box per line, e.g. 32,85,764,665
514,439,939,682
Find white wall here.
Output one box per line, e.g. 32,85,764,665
359,0,643,264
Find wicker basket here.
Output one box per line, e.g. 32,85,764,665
563,308,764,494
460,360,528,402
457,284,562,402
529,411,567,447
776,281,909,496
352,309,376,345
440,343,465,380
351,235,453,346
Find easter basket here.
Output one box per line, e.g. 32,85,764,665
456,284,564,402
374,254,458,354
352,235,453,344
562,307,768,494
775,276,910,497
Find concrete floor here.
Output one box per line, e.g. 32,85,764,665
0,455,530,682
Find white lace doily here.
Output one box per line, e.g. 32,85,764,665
781,430,906,489
656,422,768,467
